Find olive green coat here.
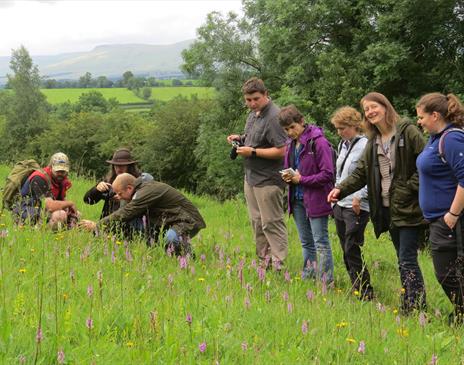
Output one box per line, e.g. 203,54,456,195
338,120,426,238
100,179,206,236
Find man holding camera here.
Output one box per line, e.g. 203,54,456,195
227,77,288,268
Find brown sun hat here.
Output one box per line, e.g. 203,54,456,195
106,148,138,165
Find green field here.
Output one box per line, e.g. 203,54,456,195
41,87,215,105
0,165,461,364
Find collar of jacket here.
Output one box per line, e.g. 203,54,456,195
288,124,324,146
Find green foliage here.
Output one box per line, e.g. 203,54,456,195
183,0,464,129
137,97,214,191
0,168,462,363
1,46,49,160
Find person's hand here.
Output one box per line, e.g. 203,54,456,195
328,188,341,203
444,212,459,229
352,197,361,215
281,170,301,184
227,134,241,144
78,219,97,231
96,182,112,192
236,146,253,156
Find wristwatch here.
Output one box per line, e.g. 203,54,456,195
251,148,257,157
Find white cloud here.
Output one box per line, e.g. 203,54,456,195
0,0,243,56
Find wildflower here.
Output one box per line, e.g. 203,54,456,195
186,313,192,325
125,247,133,262
287,302,293,313
265,290,271,303
18,268,26,273
200,254,206,262
179,256,188,269
306,290,315,301
353,290,360,297
116,240,122,245
400,288,406,294
199,342,207,353
257,266,266,282
430,354,438,365
86,317,93,330
284,271,291,282
0,229,8,238
97,271,103,284
358,340,366,354
376,303,386,313
241,342,248,351
301,320,308,335
149,311,158,330
336,321,348,329
126,341,134,347
393,309,398,315
198,277,205,282
434,308,442,318
396,328,409,337
57,349,65,364
87,285,93,298
36,326,43,343
419,312,427,327
251,259,257,268
346,338,356,343
166,244,174,257
63,293,68,301
244,296,251,309
282,291,289,302
18,355,26,364
190,266,196,275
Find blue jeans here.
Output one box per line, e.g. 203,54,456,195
292,199,334,282
390,225,426,312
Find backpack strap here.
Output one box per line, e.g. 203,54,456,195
338,136,363,176
438,128,464,164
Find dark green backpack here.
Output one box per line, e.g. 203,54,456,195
2,159,41,211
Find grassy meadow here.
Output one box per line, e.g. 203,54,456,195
0,165,462,364
41,87,215,105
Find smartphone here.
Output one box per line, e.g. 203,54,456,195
279,168,296,176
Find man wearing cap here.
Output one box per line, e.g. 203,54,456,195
18,152,78,229
80,173,206,255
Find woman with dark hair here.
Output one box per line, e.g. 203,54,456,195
416,93,464,325
330,106,373,300
279,105,335,283
84,148,151,219
328,92,427,314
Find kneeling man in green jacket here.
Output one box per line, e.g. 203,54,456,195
80,173,206,255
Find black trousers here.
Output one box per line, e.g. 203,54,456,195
430,216,464,317
333,204,373,296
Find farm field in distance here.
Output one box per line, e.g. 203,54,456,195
41,86,215,105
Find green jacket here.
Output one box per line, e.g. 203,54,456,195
338,120,426,237
100,178,206,236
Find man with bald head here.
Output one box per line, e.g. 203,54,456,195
80,173,206,254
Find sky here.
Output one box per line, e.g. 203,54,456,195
0,0,243,56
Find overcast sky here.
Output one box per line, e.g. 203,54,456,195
0,0,243,57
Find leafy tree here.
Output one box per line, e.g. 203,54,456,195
171,79,183,86
141,87,152,100
78,72,93,88
122,71,134,87
1,45,49,160
74,91,114,113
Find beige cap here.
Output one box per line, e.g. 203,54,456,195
50,152,70,173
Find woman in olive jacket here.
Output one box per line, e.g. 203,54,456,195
328,92,427,314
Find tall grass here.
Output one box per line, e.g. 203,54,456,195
0,165,461,364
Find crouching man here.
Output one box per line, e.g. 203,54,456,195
80,173,206,255
17,152,79,229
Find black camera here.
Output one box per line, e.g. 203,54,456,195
102,187,116,199
230,140,243,160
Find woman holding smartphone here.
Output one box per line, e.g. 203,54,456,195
279,105,335,283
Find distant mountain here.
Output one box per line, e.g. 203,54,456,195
0,40,194,85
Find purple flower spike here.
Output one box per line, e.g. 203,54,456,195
57,349,65,364
301,320,308,335
199,342,207,353
358,340,366,354
86,317,93,329
186,313,192,325
36,326,43,343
